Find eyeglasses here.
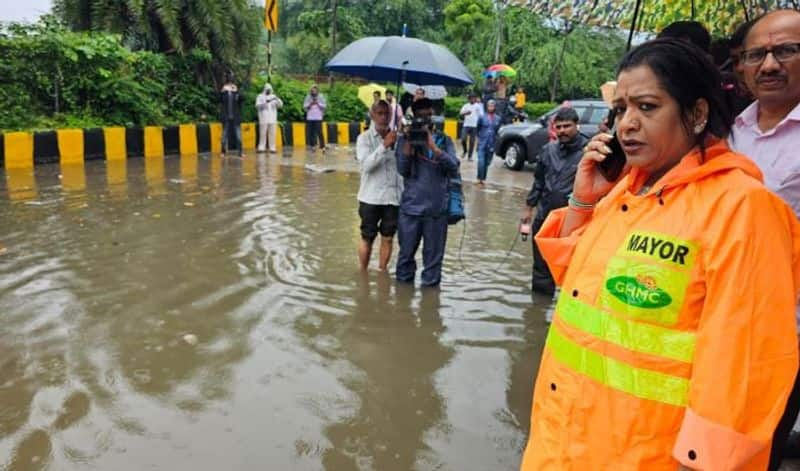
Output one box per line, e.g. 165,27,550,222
740,42,800,66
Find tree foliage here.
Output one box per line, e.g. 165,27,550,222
52,0,264,81
502,8,625,101
274,2,626,102
0,1,633,131
0,17,217,130
444,0,493,53
275,0,450,74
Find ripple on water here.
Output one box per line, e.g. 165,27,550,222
0,153,547,470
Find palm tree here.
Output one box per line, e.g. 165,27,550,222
52,0,264,81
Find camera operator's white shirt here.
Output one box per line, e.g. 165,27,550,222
356,127,403,206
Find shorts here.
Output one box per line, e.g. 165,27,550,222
358,202,399,241
462,126,477,139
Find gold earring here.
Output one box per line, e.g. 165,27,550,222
694,121,707,134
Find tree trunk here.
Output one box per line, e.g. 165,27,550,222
328,0,338,88
549,28,571,102
53,63,62,114
494,1,504,63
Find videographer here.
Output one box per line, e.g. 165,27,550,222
395,98,460,287
219,74,244,158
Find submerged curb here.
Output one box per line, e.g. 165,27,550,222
0,120,464,169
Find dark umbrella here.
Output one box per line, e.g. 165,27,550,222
326,36,473,86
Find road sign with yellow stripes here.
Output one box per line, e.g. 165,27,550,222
265,0,278,32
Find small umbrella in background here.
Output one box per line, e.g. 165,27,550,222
357,83,387,107
483,63,517,79
402,82,448,100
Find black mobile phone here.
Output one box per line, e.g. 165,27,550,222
597,109,627,182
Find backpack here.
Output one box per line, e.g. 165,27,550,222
447,175,465,225
433,132,466,225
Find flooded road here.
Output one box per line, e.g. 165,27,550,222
0,147,553,470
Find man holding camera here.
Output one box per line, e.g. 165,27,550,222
395,98,460,287
356,100,402,272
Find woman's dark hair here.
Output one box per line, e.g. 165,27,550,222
657,20,711,52
730,20,753,50
617,38,733,153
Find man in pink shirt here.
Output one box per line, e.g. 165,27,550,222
728,10,800,470
730,10,800,217
303,85,327,152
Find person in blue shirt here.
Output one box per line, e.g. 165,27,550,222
476,99,502,185
395,98,460,287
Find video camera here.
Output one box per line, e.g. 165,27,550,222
407,116,432,147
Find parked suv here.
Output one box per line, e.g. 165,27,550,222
496,99,608,170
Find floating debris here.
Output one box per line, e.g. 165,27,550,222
183,202,195,207
182,334,198,346
304,164,334,174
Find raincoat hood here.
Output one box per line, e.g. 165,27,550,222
625,139,763,196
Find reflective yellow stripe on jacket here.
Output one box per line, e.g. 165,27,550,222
548,295,696,407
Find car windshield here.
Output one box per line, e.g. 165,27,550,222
589,107,608,124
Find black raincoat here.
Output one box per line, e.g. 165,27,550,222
526,132,590,294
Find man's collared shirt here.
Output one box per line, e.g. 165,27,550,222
730,101,800,330
356,126,403,206
730,101,800,218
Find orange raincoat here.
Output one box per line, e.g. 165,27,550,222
523,140,800,470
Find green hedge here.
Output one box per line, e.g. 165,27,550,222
444,96,467,119
444,97,558,121
523,102,558,119
244,77,392,124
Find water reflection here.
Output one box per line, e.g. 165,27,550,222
320,274,453,470
0,149,546,470
4,168,37,201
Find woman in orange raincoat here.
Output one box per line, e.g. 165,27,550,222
522,38,800,470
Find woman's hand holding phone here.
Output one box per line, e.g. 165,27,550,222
572,133,626,206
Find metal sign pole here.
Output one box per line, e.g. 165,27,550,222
267,31,272,81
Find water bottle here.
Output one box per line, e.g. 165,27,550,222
519,221,531,242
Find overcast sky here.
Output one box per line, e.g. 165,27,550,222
0,0,53,23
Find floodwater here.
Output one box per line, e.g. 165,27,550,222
0,147,553,470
